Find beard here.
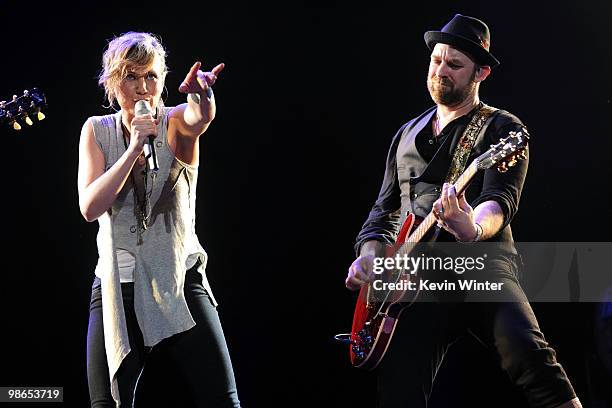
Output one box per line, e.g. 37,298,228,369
427,71,477,107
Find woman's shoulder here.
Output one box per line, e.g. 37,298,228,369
86,111,120,130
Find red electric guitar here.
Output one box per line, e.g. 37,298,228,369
343,130,529,370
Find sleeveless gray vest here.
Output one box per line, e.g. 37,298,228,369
90,107,216,406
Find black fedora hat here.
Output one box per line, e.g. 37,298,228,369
424,14,500,67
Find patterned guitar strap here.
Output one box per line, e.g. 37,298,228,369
446,103,498,183
432,103,498,238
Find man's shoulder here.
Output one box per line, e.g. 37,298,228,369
487,105,526,137
488,106,526,132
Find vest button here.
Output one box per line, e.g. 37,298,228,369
411,192,418,199
130,225,137,233
428,139,434,145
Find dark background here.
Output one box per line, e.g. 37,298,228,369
1,1,611,407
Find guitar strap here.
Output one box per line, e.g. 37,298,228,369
429,103,498,241
445,103,498,184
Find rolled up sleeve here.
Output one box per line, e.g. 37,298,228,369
471,119,530,231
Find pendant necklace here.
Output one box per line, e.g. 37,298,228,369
121,123,153,237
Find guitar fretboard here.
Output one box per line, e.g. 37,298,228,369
404,161,479,245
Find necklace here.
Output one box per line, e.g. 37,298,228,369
434,113,442,136
121,123,154,236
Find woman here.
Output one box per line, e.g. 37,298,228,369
78,32,240,407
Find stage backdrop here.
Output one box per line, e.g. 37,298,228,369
0,1,610,407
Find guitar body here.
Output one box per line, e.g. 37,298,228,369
349,213,420,369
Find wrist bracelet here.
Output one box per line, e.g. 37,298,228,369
188,93,201,104
458,223,483,243
472,223,483,242
188,88,213,104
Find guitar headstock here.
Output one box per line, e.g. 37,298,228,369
476,129,529,173
0,88,47,131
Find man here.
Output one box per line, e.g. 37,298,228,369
345,14,581,408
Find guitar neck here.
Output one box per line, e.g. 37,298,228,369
406,161,479,243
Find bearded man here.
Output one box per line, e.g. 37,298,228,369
345,14,581,408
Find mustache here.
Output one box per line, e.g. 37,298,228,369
432,76,453,87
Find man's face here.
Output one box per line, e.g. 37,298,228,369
427,43,479,107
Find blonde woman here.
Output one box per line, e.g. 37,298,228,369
79,32,240,407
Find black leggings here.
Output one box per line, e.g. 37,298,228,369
86,266,241,408
376,256,576,408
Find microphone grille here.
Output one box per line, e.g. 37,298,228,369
135,100,153,116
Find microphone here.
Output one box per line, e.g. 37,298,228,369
134,100,159,173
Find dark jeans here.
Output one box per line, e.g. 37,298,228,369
87,265,241,408
376,256,577,408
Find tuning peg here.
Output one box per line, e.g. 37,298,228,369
24,115,33,126
498,162,508,173
12,95,18,101
23,90,30,97
37,110,45,120
518,150,527,160
12,121,21,131
507,158,518,167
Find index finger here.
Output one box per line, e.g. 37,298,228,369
186,61,202,81
211,63,225,77
446,184,460,211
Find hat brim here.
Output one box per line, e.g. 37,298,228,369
424,31,500,67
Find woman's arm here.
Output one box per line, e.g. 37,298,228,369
167,61,224,165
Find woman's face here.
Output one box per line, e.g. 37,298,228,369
115,54,165,116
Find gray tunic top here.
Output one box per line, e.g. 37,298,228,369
90,106,217,407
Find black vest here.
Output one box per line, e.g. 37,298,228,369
396,107,447,225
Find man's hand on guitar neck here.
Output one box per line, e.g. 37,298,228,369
346,241,384,290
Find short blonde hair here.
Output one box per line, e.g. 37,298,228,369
98,32,168,107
